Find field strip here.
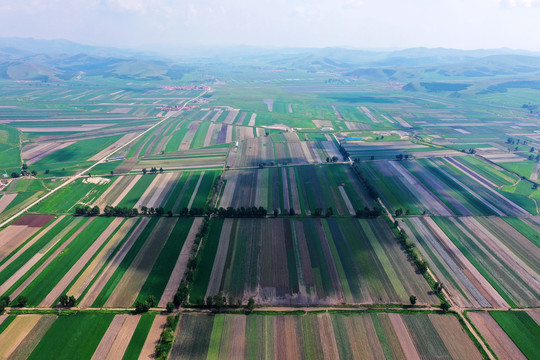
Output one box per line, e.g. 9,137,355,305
0,314,8,326
387,161,453,216
359,106,382,123
179,121,200,151
9,315,56,360
153,171,180,208
299,141,314,163
287,168,301,212
531,163,540,181
91,314,127,360
388,314,421,360
146,171,176,208
409,217,488,307
423,217,509,308
206,219,234,297
219,172,236,209
103,315,141,359
0,315,41,359
468,312,526,360
88,132,139,161
0,90,207,230
159,217,203,306
105,218,177,307
204,123,217,147
429,314,483,360
134,175,164,209
25,141,75,165
527,309,540,326
39,218,124,307
137,315,167,360
226,124,233,143
248,113,257,126
79,217,150,307
435,165,506,216
8,219,93,300
111,175,142,207
444,157,497,188
67,218,137,299
463,217,540,295
0,226,43,262
187,172,205,209
318,313,340,359
338,186,356,215
282,168,290,211
0,193,17,213
172,173,194,212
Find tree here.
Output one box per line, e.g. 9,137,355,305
440,301,451,313
45,169,50,174
166,302,175,313
409,295,417,305
531,147,536,152
394,220,399,228
142,168,147,175
434,282,444,294
159,167,164,173
22,163,28,170
213,295,226,311
332,155,339,162
11,172,19,178
246,297,255,312
104,205,114,216
0,296,9,313
15,296,28,307
31,170,37,176
146,295,157,308
141,206,148,215
91,206,100,216
273,209,279,217
135,301,150,313
206,296,213,307
326,157,330,162
289,208,295,216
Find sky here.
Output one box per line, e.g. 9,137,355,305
0,0,539,51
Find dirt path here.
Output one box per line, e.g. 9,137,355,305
159,218,202,306
531,163,540,181
0,91,207,230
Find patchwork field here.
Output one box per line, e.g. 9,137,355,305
402,216,539,308
190,218,437,305
220,164,373,215
169,312,482,360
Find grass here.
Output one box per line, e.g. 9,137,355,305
122,313,156,360
490,311,540,360
116,174,156,208
135,218,193,303
189,218,224,302
27,312,115,360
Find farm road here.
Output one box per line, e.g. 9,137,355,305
0,90,208,229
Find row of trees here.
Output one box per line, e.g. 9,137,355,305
74,205,100,216
352,164,379,199
216,206,268,218
142,167,163,175
355,205,384,218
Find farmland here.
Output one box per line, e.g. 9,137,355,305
190,218,437,305
0,44,539,360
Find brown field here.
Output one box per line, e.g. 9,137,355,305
0,216,64,275
248,113,257,126
138,315,168,360
8,315,56,360
91,314,141,360
134,172,177,209
16,124,115,132
11,214,55,227
0,193,17,213
93,176,135,208
179,121,200,150
0,315,43,359
79,218,150,307
468,311,526,360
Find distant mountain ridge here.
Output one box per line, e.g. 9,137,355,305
1,37,540,82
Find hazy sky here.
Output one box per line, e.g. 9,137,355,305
1,0,539,51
